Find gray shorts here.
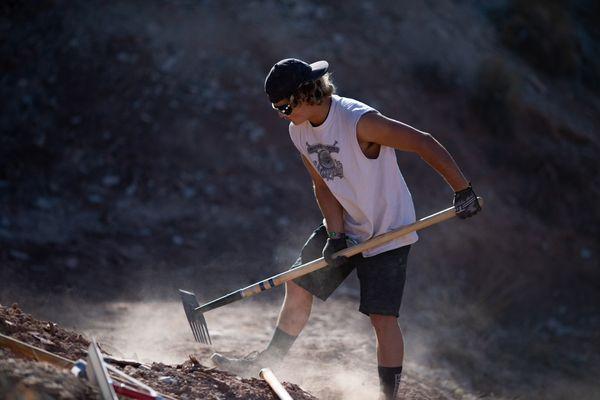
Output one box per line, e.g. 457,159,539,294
291,225,411,317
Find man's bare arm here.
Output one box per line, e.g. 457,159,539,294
357,112,470,192
301,155,345,233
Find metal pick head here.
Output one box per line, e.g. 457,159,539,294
179,289,212,345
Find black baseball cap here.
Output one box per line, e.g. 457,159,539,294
264,58,329,103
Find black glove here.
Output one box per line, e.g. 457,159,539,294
453,184,481,219
322,237,349,268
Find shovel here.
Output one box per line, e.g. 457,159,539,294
180,198,483,344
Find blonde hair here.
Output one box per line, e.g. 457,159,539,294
290,72,336,107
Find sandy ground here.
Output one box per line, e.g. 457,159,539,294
23,290,475,400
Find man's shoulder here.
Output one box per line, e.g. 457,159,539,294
288,120,305,135
335,95,377,115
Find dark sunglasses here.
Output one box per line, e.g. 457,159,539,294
272,102,293,116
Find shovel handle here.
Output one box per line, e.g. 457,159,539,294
259,368,293,400
198,198,483,313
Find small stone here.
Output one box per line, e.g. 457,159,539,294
158,376,176,385
248,127,265,142
102,175,120,187
203,184,216,196
9,249,30,261
140,112,152,123
65,257,79,270
580,248,592,259
160,56,178,73
277,216,290,227
88,194,104,204
172,235,184,246
30,265,48,273
126,184,137,196
35,197,55,210
195,171,206,182
182,186,196,199
116,52,132,63
21,95,32,106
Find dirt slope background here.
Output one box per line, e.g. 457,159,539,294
1,0,599,399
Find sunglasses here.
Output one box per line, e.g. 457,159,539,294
272,102,293,116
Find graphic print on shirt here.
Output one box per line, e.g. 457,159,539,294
306,141,344,181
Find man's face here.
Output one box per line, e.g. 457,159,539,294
272,99,309,125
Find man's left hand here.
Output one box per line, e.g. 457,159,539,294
453,184,481,219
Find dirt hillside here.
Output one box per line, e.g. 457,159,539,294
1,1,599,399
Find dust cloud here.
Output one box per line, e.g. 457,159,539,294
37,292,477,399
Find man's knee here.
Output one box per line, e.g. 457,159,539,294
369,314,399,333
285,281,313,306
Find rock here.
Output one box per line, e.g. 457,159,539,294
30,265,48,273
9,250,30,262
248,126,265,142
159,56,178,73
580,248,591,259
158,376,176,385
65,257,79,270
87,194,104,204
35,197,56,210
102,175,120,187
276,216,290,227
138,227,152,237
181,186,196,199
203,184,217,196
172,235,184,246
125,184,137,196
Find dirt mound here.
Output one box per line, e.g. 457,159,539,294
123,360,317,400
0,356,99,400
0,304,317,399
0,303,477,399
1,303,90,360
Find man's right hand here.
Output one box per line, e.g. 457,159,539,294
322,237,349,267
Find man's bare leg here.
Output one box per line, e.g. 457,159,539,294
370,314,404,365
276,280,313,335
211,280,312,373
370,314,404,399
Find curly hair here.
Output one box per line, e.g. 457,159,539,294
290,73,336,107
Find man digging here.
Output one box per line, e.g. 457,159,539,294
211,58,481,400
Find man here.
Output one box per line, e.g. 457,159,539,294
212,58,480,399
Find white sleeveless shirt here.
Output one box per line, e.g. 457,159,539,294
289,95,418,257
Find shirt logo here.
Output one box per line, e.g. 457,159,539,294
306,141,344,181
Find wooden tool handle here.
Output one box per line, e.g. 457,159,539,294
0,333,74,368
259,368,293,400
198,198,483,313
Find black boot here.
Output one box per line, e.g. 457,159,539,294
378,365,402,400
211,327,297,376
